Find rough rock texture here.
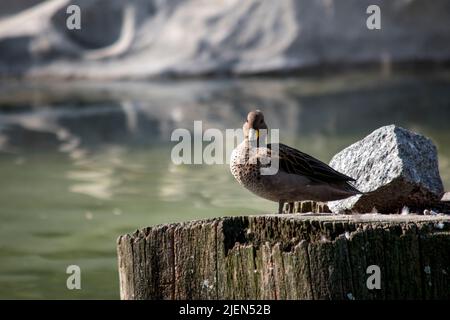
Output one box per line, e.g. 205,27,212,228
117,214,450,300
1,0,450,79
328,125,444,214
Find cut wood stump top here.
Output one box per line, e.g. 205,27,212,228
117,213,450,300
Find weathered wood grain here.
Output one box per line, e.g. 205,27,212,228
117,214,450,300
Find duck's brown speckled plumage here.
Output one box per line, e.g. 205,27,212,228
230,110,361,213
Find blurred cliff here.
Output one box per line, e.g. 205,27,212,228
1,0,450,80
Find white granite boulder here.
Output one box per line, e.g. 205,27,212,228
328,125,444,214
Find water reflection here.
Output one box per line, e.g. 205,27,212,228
1,71,450,188
2,72,450,148
0,70,449,299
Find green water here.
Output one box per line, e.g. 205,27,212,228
0,148,263,299
0,70,449,299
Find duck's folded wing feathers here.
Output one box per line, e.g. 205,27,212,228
267,143,355,182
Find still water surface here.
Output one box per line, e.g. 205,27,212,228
0,70,449,298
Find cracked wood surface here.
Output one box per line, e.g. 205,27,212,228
117,214,450,300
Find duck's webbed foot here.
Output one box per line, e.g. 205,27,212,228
278,201,285,214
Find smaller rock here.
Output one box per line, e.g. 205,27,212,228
328,125,444,214
401,206,410,215
442,192,450,202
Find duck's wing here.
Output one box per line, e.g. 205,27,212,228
267,143,355,182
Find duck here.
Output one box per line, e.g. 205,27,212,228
230,110,361,213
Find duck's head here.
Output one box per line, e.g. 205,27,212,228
243,110,268,140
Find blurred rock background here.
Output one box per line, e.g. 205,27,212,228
1,0,450,79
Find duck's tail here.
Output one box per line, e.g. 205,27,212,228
343,181,363,195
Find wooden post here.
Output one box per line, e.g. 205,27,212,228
117,214,450,300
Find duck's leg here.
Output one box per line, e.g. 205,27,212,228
278,200,284,214
288,202,295,213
